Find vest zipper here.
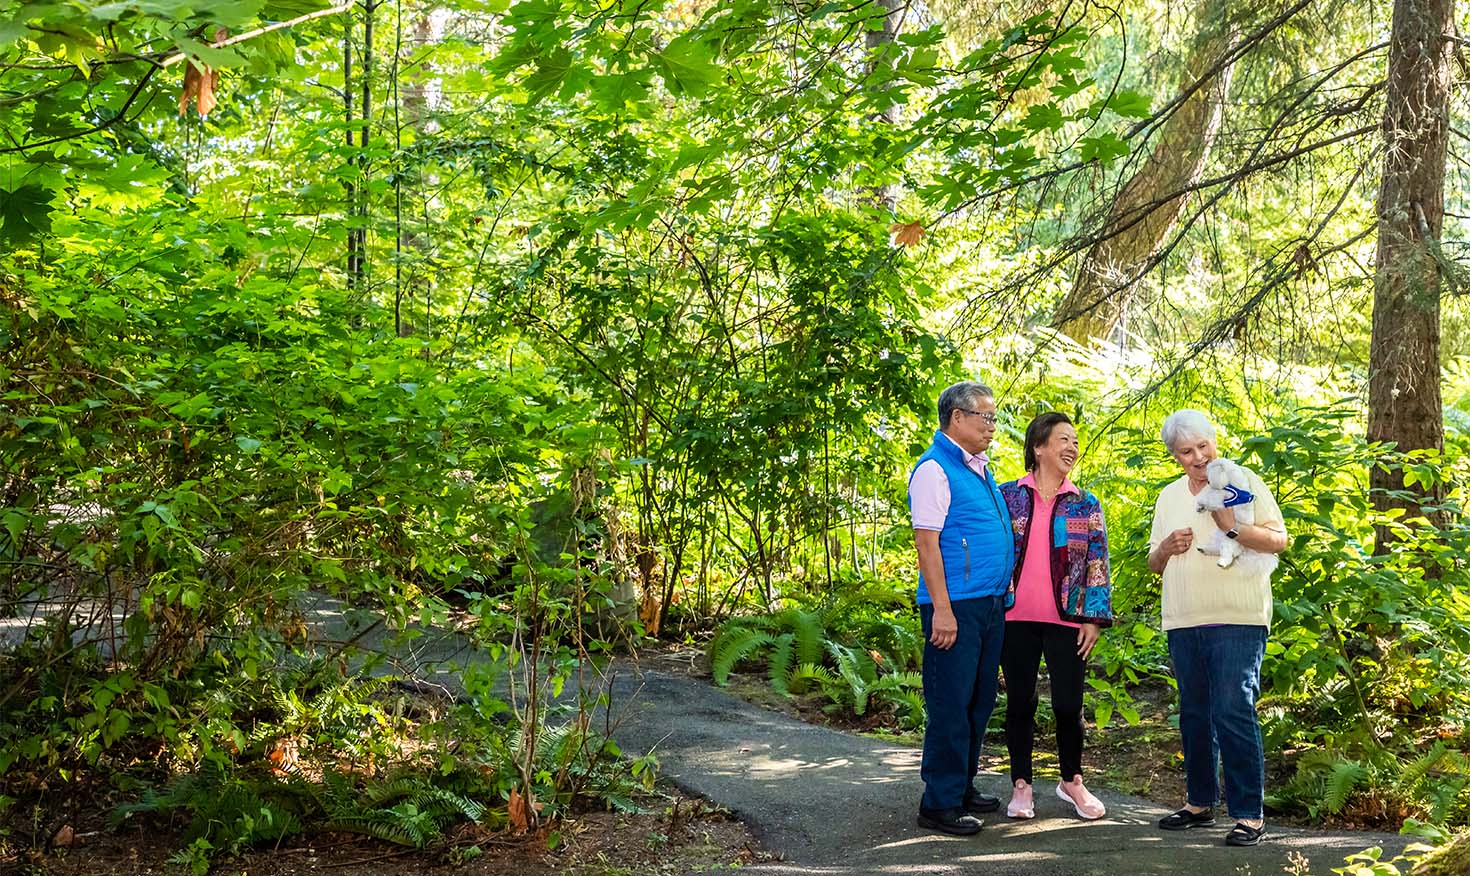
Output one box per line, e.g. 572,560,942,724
962,537,970,579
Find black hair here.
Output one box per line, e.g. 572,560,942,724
1023,412,1074,472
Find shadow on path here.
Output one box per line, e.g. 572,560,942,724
600,663,1408,875
293,597,1411,876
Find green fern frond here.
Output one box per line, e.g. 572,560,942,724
709,629,775,685
1293,748,1341,775
364,776,431,807
867,672,922,693
788,662,837,695
1324,760,1367,814
325,815,427,848
1399,742,1448,791
882,688,927,728
779,608,826,666
411,788,487,823
825,642,877,714
601,793,641,814
768,633,795,696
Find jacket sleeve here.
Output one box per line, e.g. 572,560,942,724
1083,496,1114,625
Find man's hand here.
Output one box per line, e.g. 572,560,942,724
930,607,958,650
1076,623,1100,659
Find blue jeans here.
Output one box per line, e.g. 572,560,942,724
1168,624,1268,820
919,595,1005,812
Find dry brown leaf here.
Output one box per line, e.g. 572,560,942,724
178,28,227,117
52,825,78,848
890,220,926,248
639,588,661,637
266,736,299,776
179,61,220,116
509,787,529,833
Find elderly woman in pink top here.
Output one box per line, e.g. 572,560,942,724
997,412,1114,821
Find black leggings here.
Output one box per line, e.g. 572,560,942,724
1002,620,1087,784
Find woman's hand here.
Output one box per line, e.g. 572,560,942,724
1211,507,1237,532
1076,623,1100,659
1148,527,1194,573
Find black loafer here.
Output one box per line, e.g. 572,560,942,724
918,807,983,836
963,792,1002,814
1225,822,1267,846
1158,807,1216,830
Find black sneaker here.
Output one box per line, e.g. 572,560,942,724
1158,807,1216,830
963,791,1002,814
917,807,983,836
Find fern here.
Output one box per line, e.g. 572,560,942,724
825,642,880,714
780,608,826,666
788,662,837,696
325,813,427,847
1324,760,1368,814
767,632,795,695
1400,742,1449,790
709,628,775,685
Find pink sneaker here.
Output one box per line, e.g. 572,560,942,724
1055,777,1105,820
1006,780,1035,819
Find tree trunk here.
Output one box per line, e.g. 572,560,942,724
1052,2,1237,344
864,0,903,213
1368,0,1452,547
343,20,356,290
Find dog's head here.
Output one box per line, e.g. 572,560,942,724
1205,458,1243,490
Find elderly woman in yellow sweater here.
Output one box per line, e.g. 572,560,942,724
1147,410,1287,848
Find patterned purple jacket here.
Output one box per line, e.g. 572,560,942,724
999,480,1114,626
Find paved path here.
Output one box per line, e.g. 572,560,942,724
283,597,1410,876
5,593,1412,874
602,656,1407,876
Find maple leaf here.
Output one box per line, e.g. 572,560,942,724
889,220,926,248
178,29,228,117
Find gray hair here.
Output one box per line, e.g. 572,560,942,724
937,381,994,429
1160,409,1216,452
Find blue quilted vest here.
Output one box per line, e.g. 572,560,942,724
909,431,1016,605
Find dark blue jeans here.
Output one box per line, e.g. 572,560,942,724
919,595,1006,812
1168,624,1268,820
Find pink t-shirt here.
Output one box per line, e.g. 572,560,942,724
1008,474,1081,629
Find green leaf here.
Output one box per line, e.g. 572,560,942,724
1106,89,1151,118
1023,103,1065,132
0,184,55,244
0,19,28,48
655,35,720,98
235,436,262,453
524,46,572,102
1078,132,1128,163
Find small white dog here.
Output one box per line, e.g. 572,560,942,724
1194,458,1279,576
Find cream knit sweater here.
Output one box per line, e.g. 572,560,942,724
1148,469,1285,630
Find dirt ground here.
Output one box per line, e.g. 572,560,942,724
19,789,767,876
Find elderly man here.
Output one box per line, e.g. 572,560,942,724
908,381,1016,835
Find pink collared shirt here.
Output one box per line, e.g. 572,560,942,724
1009,472,1081,628
910,432,990,531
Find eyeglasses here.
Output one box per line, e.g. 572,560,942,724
957,408,997,424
